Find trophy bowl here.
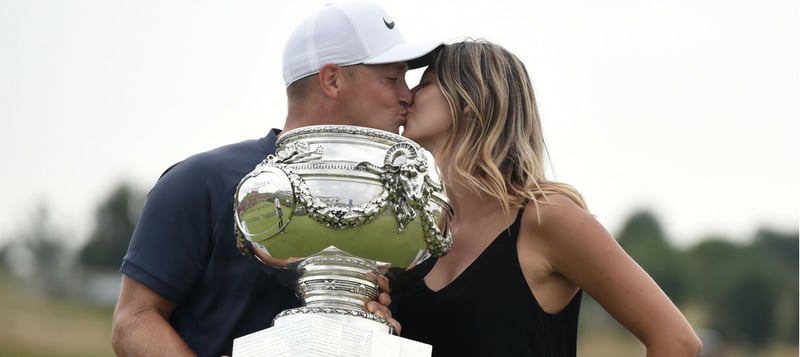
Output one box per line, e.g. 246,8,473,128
233,124,452,336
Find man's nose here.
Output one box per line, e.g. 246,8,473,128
398,84,413,106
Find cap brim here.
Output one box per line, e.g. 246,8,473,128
363,42,443,69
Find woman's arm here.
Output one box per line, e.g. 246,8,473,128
523,195,702,357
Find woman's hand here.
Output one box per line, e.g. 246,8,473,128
366,273,402,335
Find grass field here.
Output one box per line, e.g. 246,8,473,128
0,275,114,357
1,274,796,357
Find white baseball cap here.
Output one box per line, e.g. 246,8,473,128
282,1,441,87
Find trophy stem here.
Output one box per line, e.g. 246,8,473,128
272,246,397,335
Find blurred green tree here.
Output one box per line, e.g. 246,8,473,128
711,263,779,346
0,243,8,270
685,229,798,347
751,229,798,344
1,205,73,297
558,209,799,351
78,182,145,271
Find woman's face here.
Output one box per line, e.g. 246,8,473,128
403,68,452,152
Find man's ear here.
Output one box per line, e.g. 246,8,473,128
318,64,343,98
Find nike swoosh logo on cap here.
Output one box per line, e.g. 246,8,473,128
383,17,395,29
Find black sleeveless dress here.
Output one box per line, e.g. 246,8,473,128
390,207,582,357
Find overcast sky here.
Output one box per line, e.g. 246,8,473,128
0,0,797,249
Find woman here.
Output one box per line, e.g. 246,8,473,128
392,40,702,357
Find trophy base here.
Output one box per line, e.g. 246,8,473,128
232,315,431,357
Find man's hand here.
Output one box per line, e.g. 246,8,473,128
366,273,401,335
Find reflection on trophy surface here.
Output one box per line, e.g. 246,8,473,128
231,125,452,355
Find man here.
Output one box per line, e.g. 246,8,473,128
111,2,440,356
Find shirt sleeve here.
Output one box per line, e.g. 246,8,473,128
120,157,214,304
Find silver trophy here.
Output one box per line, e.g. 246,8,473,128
231,125,452,356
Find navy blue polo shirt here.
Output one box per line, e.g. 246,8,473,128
120,129,300,357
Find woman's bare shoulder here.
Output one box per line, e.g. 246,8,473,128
522,193,590,228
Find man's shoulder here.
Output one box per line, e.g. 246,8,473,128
193,133,277,165
165,131,279,178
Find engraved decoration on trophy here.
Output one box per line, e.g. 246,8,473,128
232,125,453,339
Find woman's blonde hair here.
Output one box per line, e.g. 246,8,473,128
430,39,587,215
